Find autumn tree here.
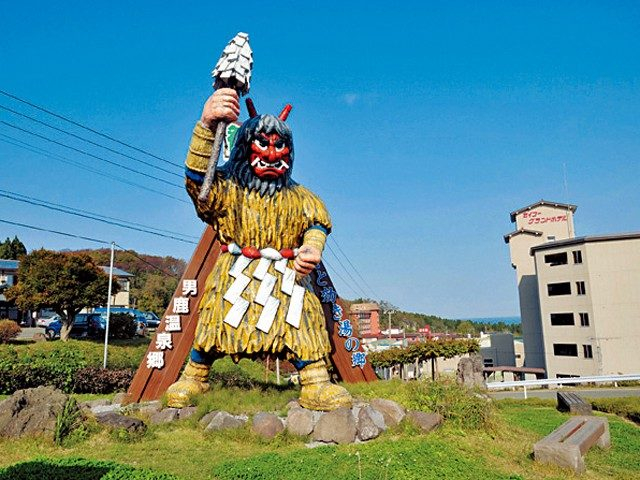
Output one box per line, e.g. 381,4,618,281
6,249,115,341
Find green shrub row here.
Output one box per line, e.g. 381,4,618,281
0,457,179,480
368,338,479,368
0,339,147,394
589,396,640,424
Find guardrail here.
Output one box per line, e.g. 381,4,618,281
486,373,640,399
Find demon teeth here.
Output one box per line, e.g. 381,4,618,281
250,159,289,171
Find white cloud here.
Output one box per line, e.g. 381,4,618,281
342,93,359,106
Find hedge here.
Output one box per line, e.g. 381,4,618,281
0,457,179,480
0,319,21,343
0,339,147,394
368,338,479,368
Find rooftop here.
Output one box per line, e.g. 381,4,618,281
503,228,543,244
510,199,577,223
100,266,134,277
350,302,380,312
531,232,640,253
0,259,19,271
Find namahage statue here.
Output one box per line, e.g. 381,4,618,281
166,88,353,411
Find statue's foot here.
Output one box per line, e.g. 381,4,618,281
166,360,211,408
298,360,353,411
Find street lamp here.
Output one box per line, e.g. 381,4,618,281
387,309,395,341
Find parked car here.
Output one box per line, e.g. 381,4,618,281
44,313,104,340
142,311,161,328
36,313,61,328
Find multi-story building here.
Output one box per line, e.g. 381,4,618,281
505,200,640,377
349,302,381,337
532,233,640,377
504,200,577,370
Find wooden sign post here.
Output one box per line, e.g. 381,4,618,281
126,227,375,403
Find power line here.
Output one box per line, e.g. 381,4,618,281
0,104,182,177
0,120,182,189
0,190,197,245
0,133,189,204
0,217,181,279
0,217,109,245
0,89,180,168
113,244,180,279
320,257,359,298
324,242,370,298
329,236,380,299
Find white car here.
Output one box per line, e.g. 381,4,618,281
36,314,60,328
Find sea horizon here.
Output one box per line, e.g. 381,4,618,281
463,316,521,325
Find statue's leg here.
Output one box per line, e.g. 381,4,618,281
166,348,219,408
295,358,352,411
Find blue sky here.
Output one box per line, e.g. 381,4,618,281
1,1,639,318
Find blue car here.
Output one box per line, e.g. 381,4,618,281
44,313,104,340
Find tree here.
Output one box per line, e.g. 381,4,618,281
0,236,27,259
135,272,178,316
6,249,116,341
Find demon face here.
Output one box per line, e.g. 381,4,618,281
250,132,291,179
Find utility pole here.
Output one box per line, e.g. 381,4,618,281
103,242,115,369
387,310,395,341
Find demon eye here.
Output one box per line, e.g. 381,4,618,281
253,138,268,151
275,140,285,152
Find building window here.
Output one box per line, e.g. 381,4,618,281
547,235,556,241
550,313,574,326
553,343,578,357
544,252,568,266
572,250,583,264
583,345,593,359
548,282,571,296
579,312,590,326
576,281,586,295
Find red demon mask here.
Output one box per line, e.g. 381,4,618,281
249,132,291,179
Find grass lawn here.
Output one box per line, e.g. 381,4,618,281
1,382,639,479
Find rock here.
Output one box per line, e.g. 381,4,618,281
150,408,179,425
0,386,72,440
91,404,121,415
252,412,284,439
370,399,406,427
32,332,46,342
199,410,220,427
139,402,162,416
95,412,146,433
178,406,198,420
357,405,386,441
456,353,486,389
285,407,316,436
112,392,127,405
312,407,356,445
406,411,443,433
83,399,111,408
286,399,301,410
204,411,247,432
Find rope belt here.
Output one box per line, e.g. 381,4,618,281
220,242,299,260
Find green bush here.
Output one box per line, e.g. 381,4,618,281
0,319,20,343
106,313,138,339
0,339,147,394
0,457,179,480
590,397,640,424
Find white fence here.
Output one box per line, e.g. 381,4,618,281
486,373,640,399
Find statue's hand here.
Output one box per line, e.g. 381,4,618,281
294,245,321,277
200,88,240,130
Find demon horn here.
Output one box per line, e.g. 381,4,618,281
245,98,258,118
278,104,292,121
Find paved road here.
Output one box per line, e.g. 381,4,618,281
489,387,640,400
17,327,42,339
